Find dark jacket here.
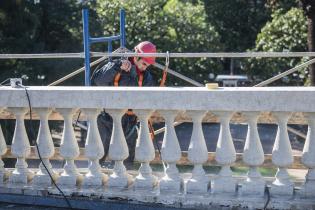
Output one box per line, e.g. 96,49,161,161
92,58,155,164
92,59,155,87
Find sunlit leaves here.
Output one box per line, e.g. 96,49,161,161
245,8,308,85
96,0,223,86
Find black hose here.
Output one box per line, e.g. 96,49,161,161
21,85,73,209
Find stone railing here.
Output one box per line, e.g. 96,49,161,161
0,86,314,209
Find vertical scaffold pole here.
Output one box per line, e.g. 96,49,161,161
82,7,125,86
83,8,91,86
108,42,112,61
120,9,126,48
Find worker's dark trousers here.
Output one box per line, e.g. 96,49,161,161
97,111,138,165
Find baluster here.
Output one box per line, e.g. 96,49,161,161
300,112,315,198
0,108,9,184
134,109,157,190
240,112,265,196
82,109,108,187
106,109,132,189
211,111,236,194
271,112,293,196
159,110,183,193
8,107,33,185
186,110,209,194
57,108,82,187
33,108,58,186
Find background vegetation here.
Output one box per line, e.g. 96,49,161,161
0,0,309,86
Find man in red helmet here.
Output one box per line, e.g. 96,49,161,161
92,41,157,168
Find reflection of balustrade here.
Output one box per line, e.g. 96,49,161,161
0,86,314,209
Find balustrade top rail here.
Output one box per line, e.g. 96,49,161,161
1,86,315,112
0,85,315,209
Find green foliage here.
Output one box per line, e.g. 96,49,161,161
96,0,223,85
204,0,271,52
245,8,308,85
266,0,299,13
203,0,272,75
0,0,308,86
163,0,223,85
0,0,86,85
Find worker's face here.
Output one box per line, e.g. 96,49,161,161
134,58,150,71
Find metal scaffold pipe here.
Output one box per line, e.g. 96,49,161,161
47,56,107,86
2,52,315,59
153,63,203,87
254,58,315,87
92,51,315,58
0,53,85,59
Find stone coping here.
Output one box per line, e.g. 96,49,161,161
0,86,315,111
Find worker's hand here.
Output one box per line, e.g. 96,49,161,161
120,60,132,72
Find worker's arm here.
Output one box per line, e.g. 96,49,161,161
92,59,122,86
143,71,156,86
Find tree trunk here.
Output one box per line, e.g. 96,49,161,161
301,0,315,85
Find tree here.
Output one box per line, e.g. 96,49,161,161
0,0,88,85
266,0,299,13
0,0,227,86
204,0,271,52
244,8,308,85
301,0,315,85
96,0,223,86
203,0,271,74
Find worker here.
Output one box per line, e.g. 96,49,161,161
91,41,157,168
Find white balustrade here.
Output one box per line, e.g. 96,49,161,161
271,112,293,196
107,109,132,189
32,108,58,186
82,108,108,188
57,108,82,187
186,110,209,194
0,108,9,184
8,107,33,185
211,111,236,194
0,87,315,208
134,109,157,190
240,112,265,196
300,112,315,198
159,110,183,193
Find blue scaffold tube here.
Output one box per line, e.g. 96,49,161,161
82,7,126,86
82,8,91,86
108,42,112,61
90,35,121,44
120,9,126,47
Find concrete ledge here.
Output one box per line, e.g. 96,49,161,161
1,86,315,112
0,181,314,210
0,193,179,210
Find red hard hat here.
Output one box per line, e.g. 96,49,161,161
134,41,156,64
